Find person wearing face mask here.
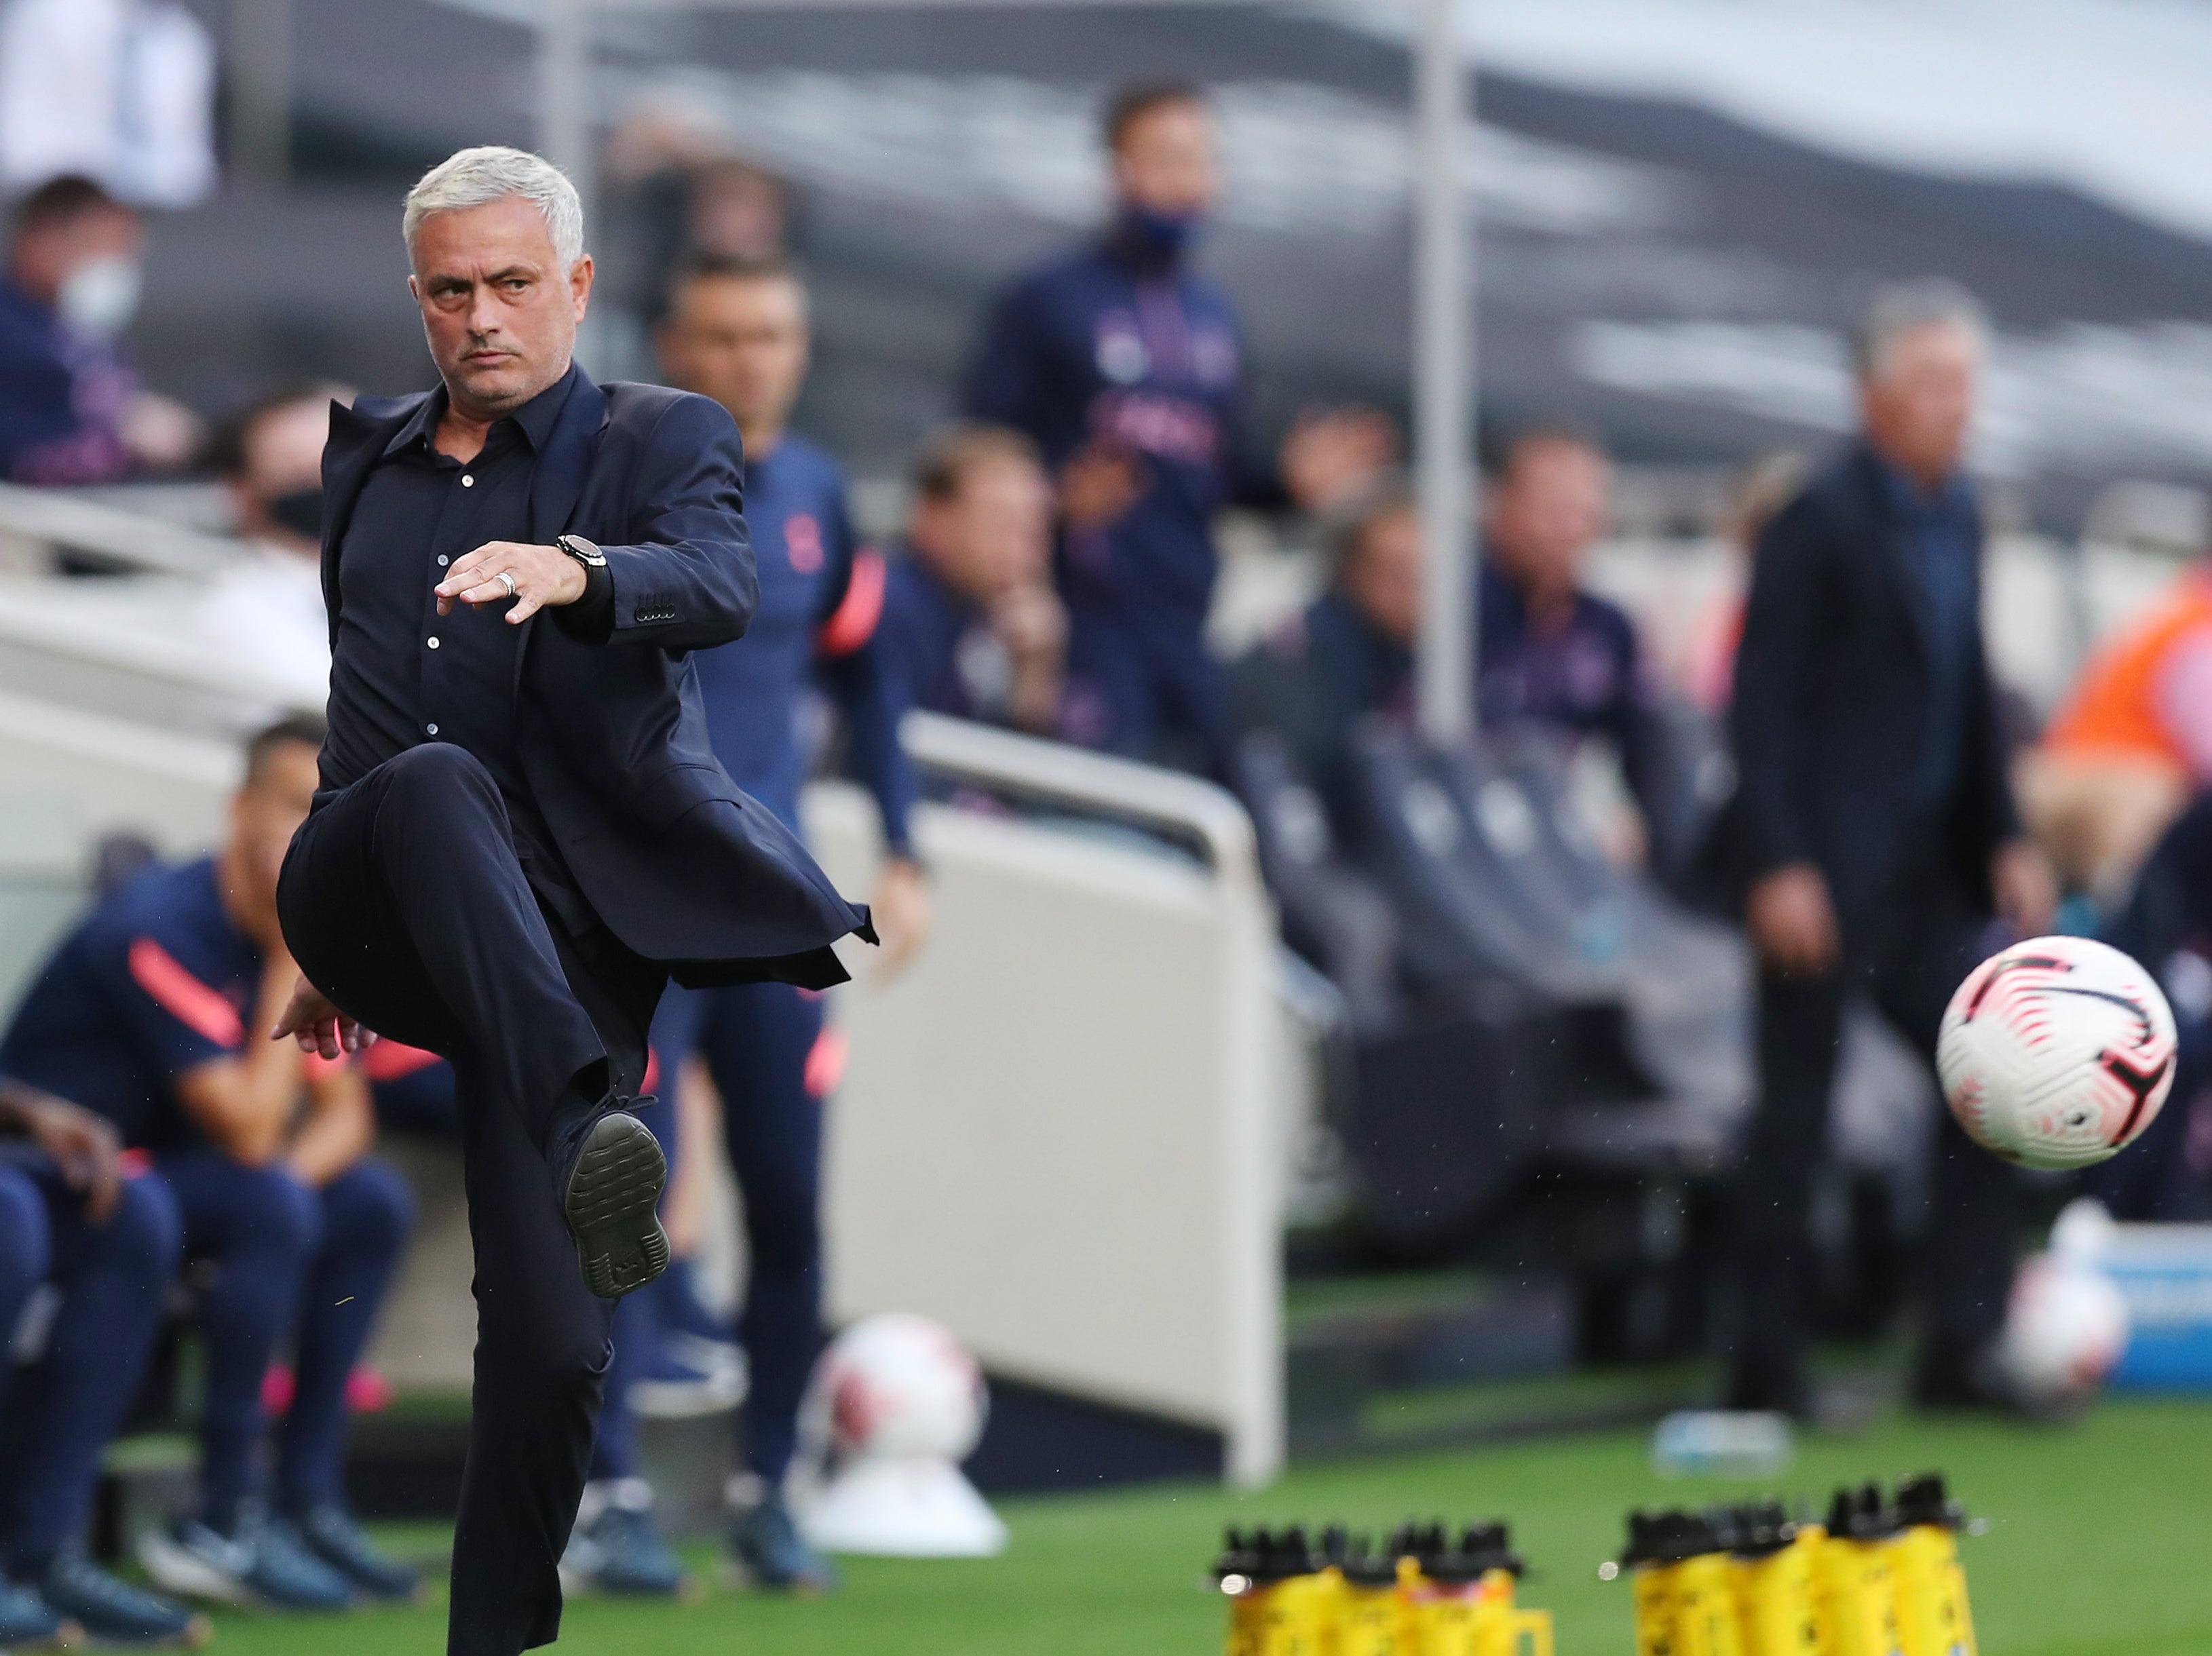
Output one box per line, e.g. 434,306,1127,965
963,78,1393,783
197,385,349,704
0,172,197,484
878,422,1068,736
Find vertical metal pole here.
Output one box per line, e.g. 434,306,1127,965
539,0,599,366
538,0,593,220
1413,0,1474,743
227,0,292,188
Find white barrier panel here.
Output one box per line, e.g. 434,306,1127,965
804,719,1286,1486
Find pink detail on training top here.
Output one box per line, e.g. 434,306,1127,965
128,938,244,1049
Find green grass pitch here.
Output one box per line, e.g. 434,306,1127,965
191,1397,2212,1655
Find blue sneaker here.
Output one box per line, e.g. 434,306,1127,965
292,1506,422,1603
138,1509,352,1611
630,1334,747,1419
652,1258,736,1345
38,1549,208,1646
0,1573,70,1649
559,1484,691,1598
729,1488,837,1594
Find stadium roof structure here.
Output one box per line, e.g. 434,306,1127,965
526,0,1481,739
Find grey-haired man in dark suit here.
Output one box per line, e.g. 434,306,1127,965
271,145,874,1655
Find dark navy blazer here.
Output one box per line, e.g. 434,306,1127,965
1729,441,2019,937
316,368,873,988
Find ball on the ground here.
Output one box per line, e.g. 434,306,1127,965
1937,935,2177,1170
1998,1250,2131,1404
818,1312,988,1462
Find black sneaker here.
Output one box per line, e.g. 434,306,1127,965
39,1549,209,1646
556,1111,669,1300
292,1505,423,1603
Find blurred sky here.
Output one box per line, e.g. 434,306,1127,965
1331,0,2212,239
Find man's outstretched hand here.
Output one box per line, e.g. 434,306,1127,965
271,976,377,1061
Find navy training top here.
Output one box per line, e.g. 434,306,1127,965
687,433,914,854
0,273,137,485
964,233,1265,626
0,859,264,1152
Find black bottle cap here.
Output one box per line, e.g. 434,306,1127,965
1339,1535,1401,1588
1894,1473,1968,1532
1213,1528,1257,1580
1622,1508,1720,1566
1825,1483,1898,1541
1731,1499,1797,1558
1459,1522,1525,1577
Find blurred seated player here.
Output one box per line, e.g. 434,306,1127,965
2081,791,2212,1220
0,716,419,1609
197,384,347,703
0,1081,204,1646
963,77,1392,779
554,250,927,1599
1234,473,1421,809
0,173,197,484
2020,548,2212,899
879,423,1068,735
1479,421,1664,844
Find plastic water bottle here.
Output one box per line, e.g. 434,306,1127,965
1650,1410,1795,1478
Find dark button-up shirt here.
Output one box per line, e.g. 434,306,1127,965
324,362,607,933
1876,455,1979,815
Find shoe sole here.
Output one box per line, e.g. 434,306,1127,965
563,1113,670,1300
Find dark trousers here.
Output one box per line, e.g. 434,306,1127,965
278,743,664,1656
0,1157,180,1574
594,981,827,1488
156,1152,415,1524
1063,594,1238,783
1730,885,2018,1408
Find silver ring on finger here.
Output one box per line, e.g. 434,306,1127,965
496,569,518,598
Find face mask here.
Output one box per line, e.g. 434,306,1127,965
56,254,142,340
1117,204,1202,265
267,486,324,541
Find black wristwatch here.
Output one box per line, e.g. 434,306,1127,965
554,533,607,569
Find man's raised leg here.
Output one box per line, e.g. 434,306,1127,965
278,744,670,1294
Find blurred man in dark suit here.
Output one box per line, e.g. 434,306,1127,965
1728,278,2055,1417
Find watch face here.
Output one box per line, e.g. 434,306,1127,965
560,535,607,566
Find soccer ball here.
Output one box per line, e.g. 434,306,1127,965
816,1313,988,1463
1997,1250,2130,1404
790,1313,1007,1558
1937,936,2177,1170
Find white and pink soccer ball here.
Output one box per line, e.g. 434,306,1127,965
790,1313,1006,1558
1998,1246,2131,1404
1937,936,2178,1171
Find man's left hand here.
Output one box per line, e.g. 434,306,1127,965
436,540,586,624
1991,836,2059,940
14,1093,123,1224
869,857,933,980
